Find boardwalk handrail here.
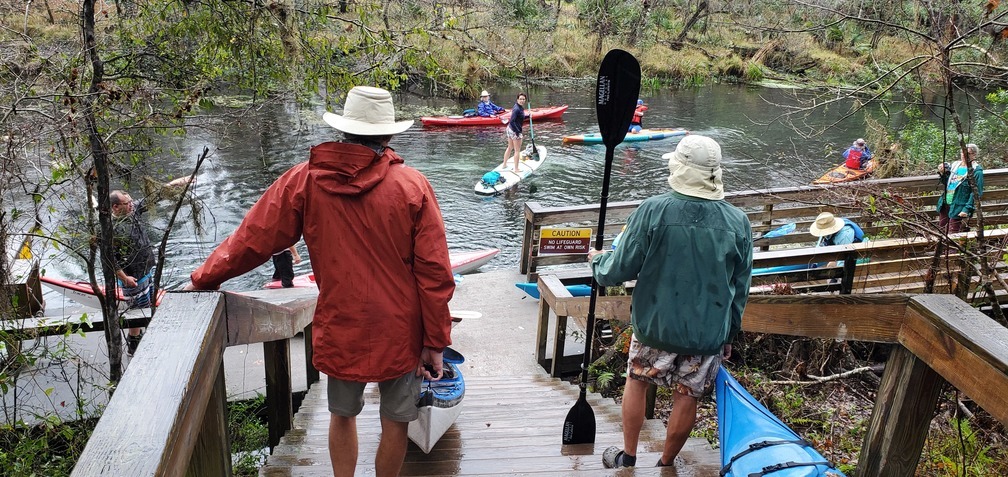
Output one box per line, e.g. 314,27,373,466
69,282,1008,475
71,288,318,476
521,168,1008,279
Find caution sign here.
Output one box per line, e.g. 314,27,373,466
538,227,592,255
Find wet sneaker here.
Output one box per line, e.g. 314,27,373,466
126,331,144,356
602,446,636,468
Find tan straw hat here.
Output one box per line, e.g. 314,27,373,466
480,90,490,97
661,135,724,200
322,86,413,136
809,212,844,237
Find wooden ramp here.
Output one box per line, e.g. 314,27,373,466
260,374,720,476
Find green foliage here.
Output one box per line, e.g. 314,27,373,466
229,394,268,475
0,418,96,477
920,416,1003,475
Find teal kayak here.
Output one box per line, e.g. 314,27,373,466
717,367,846,476
514,282,592,300
563,128,689,144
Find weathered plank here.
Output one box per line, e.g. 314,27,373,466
72,291,227,477
743,294,908,342
223,289,315,345
900,295,1008,425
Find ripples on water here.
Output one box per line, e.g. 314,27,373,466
33,85,871,292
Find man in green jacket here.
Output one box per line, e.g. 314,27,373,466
937,143,983,234
591,134,752,468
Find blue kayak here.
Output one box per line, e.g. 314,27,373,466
563,128,689,144
515,282,593,300
717,367,846,476
408,346,466,453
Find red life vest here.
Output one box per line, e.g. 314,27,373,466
845,149,863,169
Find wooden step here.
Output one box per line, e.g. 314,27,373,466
261,375,720,476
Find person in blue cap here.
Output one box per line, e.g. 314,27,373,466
629,99,647,133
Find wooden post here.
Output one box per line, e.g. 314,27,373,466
264,338,293,450
550,313,569,378
759,204,773,251
535,297,551,371
303,323,319,385
521,203,537,275
858,345,943,476
840,251,857,294
187,362,232,476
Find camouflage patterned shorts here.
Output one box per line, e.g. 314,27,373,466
626,333,721,398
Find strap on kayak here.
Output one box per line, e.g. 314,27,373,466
747,460,832,477
719,439,812,476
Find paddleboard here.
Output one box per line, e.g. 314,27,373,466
562,128,689,144
717,366,846,476
474,145,548,196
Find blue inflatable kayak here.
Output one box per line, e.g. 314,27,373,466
563,128,689,144
515,282,593,300
717,367,846,476
408,346,466,453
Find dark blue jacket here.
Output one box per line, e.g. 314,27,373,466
507,103,524,135
477,100,504,117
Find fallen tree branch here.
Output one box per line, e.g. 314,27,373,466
769,365,880,385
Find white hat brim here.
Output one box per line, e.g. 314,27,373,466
323,111,413,136
809,219,844,237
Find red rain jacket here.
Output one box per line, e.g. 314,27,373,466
190,142,455,381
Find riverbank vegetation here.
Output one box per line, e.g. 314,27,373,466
2,0,1007,475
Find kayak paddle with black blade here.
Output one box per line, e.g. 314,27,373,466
562,49,640,446
522,60,539,159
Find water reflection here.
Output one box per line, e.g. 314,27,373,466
35,84,877,291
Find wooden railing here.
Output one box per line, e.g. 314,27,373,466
521,168,1008,280
533,272,1008,475
61,276,1008,475
71,288,319,476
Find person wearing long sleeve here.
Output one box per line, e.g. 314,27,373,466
476,90,505,117
937,143,984,234
184,86,454,477
591,135,752,469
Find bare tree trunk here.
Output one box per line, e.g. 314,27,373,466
82,0,124,382
673,0,708,47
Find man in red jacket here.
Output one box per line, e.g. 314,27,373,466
184,86,455,477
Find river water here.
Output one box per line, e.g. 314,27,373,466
36,84,873,292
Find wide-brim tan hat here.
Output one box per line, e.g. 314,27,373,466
662,135,724,200
323,86,413,136
480,90,490,97
809,212,844,237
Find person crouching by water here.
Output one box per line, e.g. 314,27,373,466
843,138,873,170
502,92,527,174
937,143,984,234
184,86,455,477
590,135,752,469
809,212,866,270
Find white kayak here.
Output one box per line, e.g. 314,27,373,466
408,347,465,453
474,144,548,196
39,275,166,311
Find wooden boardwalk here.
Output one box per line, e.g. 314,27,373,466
261,374,720,476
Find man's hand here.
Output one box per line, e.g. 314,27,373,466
292,250,302,264
958,212,969,218
417,347,444,381
182,281,197,291
122,275,137,288
586,249,605,262
722,344,732,360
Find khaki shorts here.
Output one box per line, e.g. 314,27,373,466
327,371,420,422
626,333,721,398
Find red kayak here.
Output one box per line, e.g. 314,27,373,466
264,248,500,289
420,105,568,127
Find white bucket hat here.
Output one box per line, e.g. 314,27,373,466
809,212,844,237
480,90,490,97
322,86,413,136
661,135,724,200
